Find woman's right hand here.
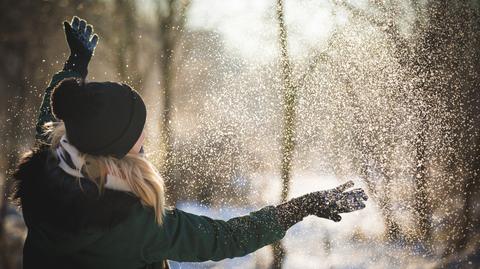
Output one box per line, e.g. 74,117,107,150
63,16,99,78
275,181,368,229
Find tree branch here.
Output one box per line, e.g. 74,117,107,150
295,30,340,90
334,0,412,65
334,0,386,29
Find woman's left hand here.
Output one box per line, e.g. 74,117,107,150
63,16,99,78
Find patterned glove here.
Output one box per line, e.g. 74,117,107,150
275,181,368,229
63,16,99,78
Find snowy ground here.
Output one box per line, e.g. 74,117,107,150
170,173,437,269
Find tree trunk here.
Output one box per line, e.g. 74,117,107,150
156,0,190,205
272,0,297,267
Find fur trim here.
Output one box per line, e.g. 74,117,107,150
11,144,140,232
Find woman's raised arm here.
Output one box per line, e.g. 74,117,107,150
35,16,98,142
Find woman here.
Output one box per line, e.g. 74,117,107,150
11,17,368,269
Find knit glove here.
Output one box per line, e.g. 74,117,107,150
275,181,368,229
63,16,99,78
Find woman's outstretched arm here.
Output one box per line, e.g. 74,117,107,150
35,16,98,143
138,205,286,263
134,181,367,263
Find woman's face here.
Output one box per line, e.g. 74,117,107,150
129,129,146,154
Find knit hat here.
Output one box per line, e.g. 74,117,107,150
51,78,146,159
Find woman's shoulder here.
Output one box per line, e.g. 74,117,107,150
11,144,141,232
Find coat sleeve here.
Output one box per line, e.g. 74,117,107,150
140,205,287,263
35,70,81,142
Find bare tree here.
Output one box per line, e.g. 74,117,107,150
113,0,140,84
271,0,295,267
112,0,156,93
335,0,480,253
334,0,434,243
271,1,341,267
155,0,190,204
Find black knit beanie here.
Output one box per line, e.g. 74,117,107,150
51,78,146,159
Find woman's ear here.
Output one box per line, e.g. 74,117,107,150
129,129,146,154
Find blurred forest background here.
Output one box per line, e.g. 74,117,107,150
1,0,480,268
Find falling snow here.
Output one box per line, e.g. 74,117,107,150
1,0,480,268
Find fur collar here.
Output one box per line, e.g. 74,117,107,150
11,144,140,232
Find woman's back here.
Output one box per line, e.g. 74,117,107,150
14,145,156,268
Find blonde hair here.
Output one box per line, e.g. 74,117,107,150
43,121,166,225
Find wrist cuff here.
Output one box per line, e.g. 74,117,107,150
63,54,90,78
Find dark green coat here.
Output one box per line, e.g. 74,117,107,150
13,71,287,269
